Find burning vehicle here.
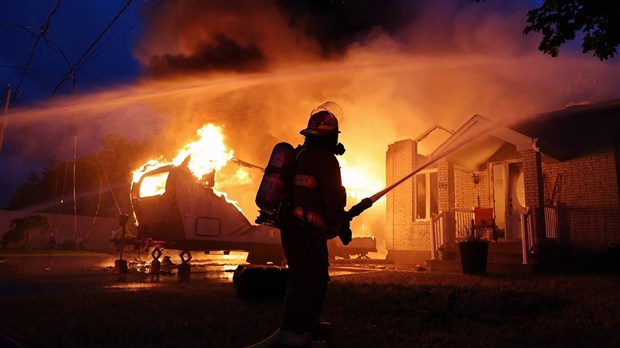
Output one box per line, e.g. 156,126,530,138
130,124,285,271
131,160,284,265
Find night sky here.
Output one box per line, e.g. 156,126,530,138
1,0,142,105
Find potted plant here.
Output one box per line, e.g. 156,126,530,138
458,222,489,274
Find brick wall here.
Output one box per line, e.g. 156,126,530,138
437,159,454,211
386,139,414,252
543,146,620,248
386,139,431,255
454,167,491,210
386,131,620,257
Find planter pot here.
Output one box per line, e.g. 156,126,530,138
459,241,489,274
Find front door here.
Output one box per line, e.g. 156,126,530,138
507,162,526,239
491,162,525,240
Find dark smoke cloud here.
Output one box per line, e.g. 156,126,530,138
136,0,301,79
137,0,536,78
146,34,267,78
135,0,438,77
276,0,420,57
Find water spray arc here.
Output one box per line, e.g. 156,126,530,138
346,119,503,221
0,83,11,152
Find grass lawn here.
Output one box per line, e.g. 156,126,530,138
0,266,619,347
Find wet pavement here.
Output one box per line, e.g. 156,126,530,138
0,250,389,296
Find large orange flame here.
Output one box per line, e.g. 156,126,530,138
171,124,233,177
132,123,237,198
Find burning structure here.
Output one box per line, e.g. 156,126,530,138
386,99,620,269
131,124,284,265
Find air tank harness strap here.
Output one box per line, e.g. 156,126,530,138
293,207,326,232
293,174,318,188
292,174,326,232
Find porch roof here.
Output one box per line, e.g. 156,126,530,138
429,99,620,171
430,114,541,172
509,99,620,157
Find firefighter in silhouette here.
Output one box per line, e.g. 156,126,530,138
251,102,351,347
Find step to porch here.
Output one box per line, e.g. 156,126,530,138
427,241,534,273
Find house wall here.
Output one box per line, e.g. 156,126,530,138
437,159,454,212
385,139,431,264
484,143,546,242
543,146,620,249
454,166,491,210
386,113,620,263
450,139,620,250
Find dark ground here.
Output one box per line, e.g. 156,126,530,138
1,250,619,348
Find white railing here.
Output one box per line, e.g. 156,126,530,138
430,208,474,259
430,211,445,260
431,205,559,265
454,209,474,241
521,207,534,264
544,205,560,240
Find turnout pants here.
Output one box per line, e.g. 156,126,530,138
280,219,330,334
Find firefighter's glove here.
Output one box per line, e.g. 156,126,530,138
339,219,352,246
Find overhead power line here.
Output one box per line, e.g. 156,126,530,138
82,0,160,67
48,0,135,99
15,0,62,94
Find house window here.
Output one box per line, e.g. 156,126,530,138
415,171,438,220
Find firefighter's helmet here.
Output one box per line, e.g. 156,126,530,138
300,102,343,137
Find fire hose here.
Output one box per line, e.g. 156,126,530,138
345,154,440,221
339,149,454,245
345,120,502,220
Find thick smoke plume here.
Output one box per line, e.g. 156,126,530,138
127,0,619,214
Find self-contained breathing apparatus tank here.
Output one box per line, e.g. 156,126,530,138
255,142,296,226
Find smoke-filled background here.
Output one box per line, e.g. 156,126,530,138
1,0,619,241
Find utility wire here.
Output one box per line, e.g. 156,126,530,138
43,37,73,68
0,64,62,75
0,23,73,77
82,0,158,66
0,23,37,37
49,0,134,99
15,0,62,94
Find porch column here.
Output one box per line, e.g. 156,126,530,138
521,149,547,244
437,159,456,245
386,139,415,252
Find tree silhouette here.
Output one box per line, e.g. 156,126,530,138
6,135,154,216
523,0,620,60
